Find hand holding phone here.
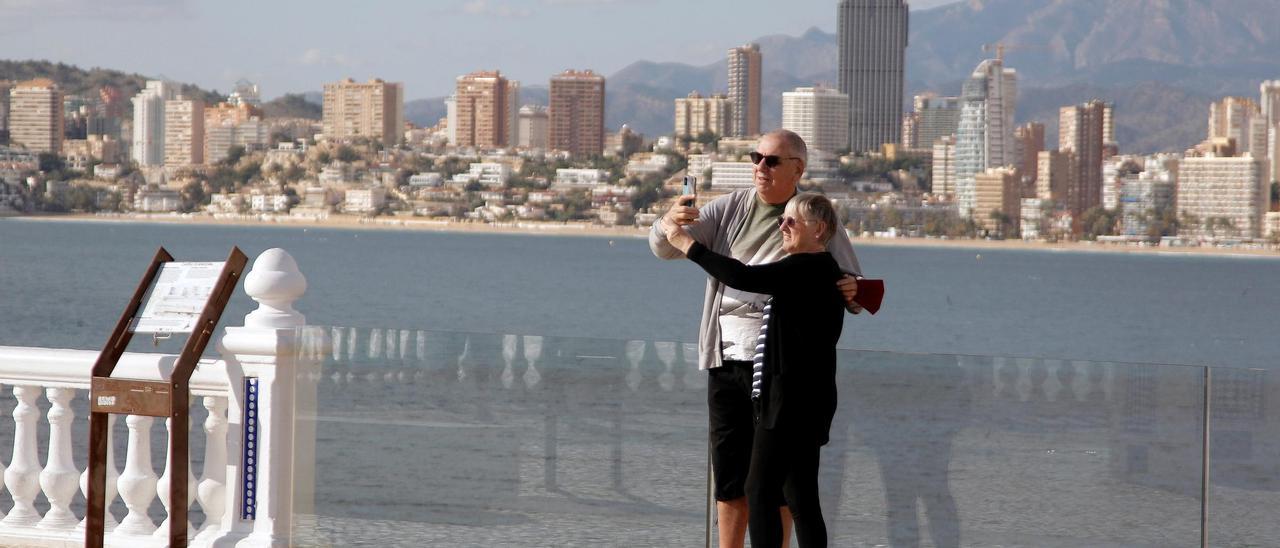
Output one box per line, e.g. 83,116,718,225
681,175,697,208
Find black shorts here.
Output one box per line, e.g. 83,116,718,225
708,360,756,501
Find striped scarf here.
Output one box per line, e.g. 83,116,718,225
751,298,773,401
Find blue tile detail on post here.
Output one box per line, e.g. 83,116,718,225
242,377,259,520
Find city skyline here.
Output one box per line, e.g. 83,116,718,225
0,0,957,102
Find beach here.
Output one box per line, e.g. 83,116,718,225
14,212,1280,258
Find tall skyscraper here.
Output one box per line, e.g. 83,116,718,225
727,44,762,138
838,0,908,152
674,91,731,139
164,97,205,167
132,80,177,167
1258,81,1280,185
321,78,405,145
954,58,1017,218
549,69,606,157
1059,100,1108,217
454,71,509,149
782,86,850,155
8,79,64,154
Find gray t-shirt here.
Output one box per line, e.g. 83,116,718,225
718,195,786,361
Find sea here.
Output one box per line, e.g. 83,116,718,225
1,217,1278,370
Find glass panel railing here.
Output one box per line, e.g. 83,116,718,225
291,326,1221,547
1205,366,1280,547
291,327,709,546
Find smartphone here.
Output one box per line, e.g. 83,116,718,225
682,176,697,207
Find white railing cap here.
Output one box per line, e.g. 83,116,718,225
0,346,232,396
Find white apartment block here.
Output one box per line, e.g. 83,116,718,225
408,172,444,187
625,153,671,177
782,86,850,155
554,168,609,187
955,58,1017,218
688,154,715,179
250,193,290,213
134,187,181,212
467,162,511,187
344,187,387,213
711,161,754,190
131,81,177,167
1177,155,1265,239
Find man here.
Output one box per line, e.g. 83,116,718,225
650,129,862,547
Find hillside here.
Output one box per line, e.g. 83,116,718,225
0,60,221,106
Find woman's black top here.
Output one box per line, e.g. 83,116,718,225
687,241,845,445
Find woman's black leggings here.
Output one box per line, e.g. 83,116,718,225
746,424,826,547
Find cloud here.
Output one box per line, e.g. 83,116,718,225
458,0,532,18
298,48,358,68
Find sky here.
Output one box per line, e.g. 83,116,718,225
0,0,957,100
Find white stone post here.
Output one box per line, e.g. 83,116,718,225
195,396,228,541
114,415,158,536
37,387,80,530
78,414,120,531
3,385,42,527
212,248,310,547
154,416,196,538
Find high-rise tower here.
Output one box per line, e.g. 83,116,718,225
838,0,908,152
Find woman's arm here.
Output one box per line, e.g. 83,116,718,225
685,241,800,295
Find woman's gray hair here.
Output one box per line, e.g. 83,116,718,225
787,192,839,243
764,129,808,165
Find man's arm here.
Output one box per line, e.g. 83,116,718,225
649,192,731,259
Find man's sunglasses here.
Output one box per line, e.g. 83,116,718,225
749,151,800,168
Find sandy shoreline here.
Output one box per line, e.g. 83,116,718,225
9,212,1280,258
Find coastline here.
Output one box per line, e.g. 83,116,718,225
8,212,1280,258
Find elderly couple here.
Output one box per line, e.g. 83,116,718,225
650,129,865,548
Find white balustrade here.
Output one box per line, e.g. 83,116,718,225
154,416,197,538
79,414,120,531
115,414,158,536
196,396,229,540
0,246,310,547
37,387,80,530
3,385,42,527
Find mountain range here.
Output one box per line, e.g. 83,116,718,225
405,0,1280,154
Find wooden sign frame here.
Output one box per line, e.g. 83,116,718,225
85,246,248,548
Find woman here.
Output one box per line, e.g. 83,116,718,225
661,192,845,548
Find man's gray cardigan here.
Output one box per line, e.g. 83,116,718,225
649,188,864,371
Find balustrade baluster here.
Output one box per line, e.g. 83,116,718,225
0,383,7,521
115,414,158,535
155,415,197,538
37,387,79,529
78,414,120,531
3,385,42,527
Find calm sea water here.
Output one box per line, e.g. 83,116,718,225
2,217,1278,369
